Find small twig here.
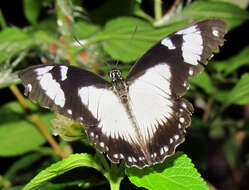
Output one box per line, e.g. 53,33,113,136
9,85,67,158
202,98,214,121
154,0,182,26
207,181,218,190
165,0,181,17
154,0,163,21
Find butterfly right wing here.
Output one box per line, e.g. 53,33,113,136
125,19,227,166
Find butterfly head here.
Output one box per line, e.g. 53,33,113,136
109,69,123,82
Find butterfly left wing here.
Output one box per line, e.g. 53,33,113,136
125,19,227,164
18,64,113,125
19,64,152,168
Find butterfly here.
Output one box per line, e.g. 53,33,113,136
19,18,227,168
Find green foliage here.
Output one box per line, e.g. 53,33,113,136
0,0,249,190
22,153,103,190
0,27,36,63
180,1,249,29
223,74,249,107
126,152,208,190
23,0,43,24
0,101,54,156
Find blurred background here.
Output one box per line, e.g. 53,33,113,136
0,0,249,190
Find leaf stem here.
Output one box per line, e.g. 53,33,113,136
95,151,110,171
9,85,67,158
109,179,122,190
154,0,162,21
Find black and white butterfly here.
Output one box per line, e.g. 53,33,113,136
19,19,227,168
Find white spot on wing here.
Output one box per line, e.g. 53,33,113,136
60,66,68,81
177,25,203,65
170,138,173,144
120,154,124,159
113,154,118,159
182,102,187,109
176,25,197,35
212,29,219,37
39,72,65,107
180,117,185,123
67,109,72,115
35,66,54,75
178,123,182,129
189,69,194,76
99,141,105,148
132,157,137,162
128,156,132,162
139,156,144,161
174,134,179,140
161,38,176,49
27,84,32,92
160,148,164,155
129,64,173,142
163,145,169,152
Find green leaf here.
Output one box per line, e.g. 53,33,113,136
213,46,249,75
0,27,36,63
126,152,208,190
223,74,249,107
32,181,95,190
100,17,189,62
181,1,249,29
190,72,214,95
4,153,43,181
73,21,101,39
23,0,43,24
0,101,53,156
133,3,154,23
23,153,102,190
210,0,249,9
3,186,23,190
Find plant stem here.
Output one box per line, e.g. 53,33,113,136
30,114,68,158
202,98,214,121
0,9,7,29
9,85,67,158
109,179,122,190
56,0,77,66
95,151,110,171
154,0,162,21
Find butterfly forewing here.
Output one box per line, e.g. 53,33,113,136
19,18,227,169
127,19,227,95
19,64,112,125
125,18,226,165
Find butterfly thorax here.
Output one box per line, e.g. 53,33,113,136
109,69,128,103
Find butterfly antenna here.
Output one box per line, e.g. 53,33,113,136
114,25,138,68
